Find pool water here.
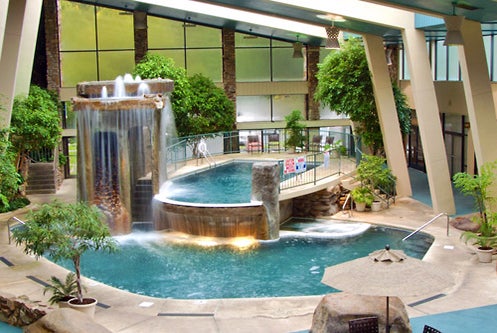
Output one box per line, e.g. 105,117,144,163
51,219,433,299
163,161,253,203
0,322,22,333
162,161,315,204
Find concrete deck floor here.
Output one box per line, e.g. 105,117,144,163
1,156,497,332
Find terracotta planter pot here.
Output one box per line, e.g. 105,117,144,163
68,297,97,318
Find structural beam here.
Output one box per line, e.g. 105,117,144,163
0,0,42,128
363,33,411,197
402,27,455,214
457,18,497,168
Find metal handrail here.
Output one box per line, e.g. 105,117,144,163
402,212,450,241
7,216,26,244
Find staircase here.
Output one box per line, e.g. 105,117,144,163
131,178,153,221
25,162,57,195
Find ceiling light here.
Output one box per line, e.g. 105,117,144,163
293,42,303,58
325,25,340,49
293,35,303,58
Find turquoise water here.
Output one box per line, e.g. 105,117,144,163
163,161,253,203
0,322,22,332
52,219,433,299
162,161,315,204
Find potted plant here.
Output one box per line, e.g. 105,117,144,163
284,110,305,153
43,272,86,308
453,161,497,263
12,200,118,317
351,185,374,212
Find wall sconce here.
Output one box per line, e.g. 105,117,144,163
293,35,303,58
443,15,464,45
325,25,340,49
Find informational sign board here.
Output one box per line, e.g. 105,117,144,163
284,156,306,174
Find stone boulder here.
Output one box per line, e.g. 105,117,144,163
24,308,112,333
311,293,412,333
450,216,479,232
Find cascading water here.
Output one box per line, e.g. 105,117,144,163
72,75,175,234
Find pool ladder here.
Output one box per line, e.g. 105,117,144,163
7,216,26,244
197,139,216,167
402,212,450,241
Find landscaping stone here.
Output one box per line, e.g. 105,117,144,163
310,293,412,333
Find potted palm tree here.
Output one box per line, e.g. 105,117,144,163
43,272,86,308
12,200,118,317
284,110,305,153
453,161,497,263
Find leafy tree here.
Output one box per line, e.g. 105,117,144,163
10,85,62,164
285,110,306,151
12,201,118,303
315,38,411,155
187,73,235,135
133,53,192,137
0,127,22,211
133,53,235,152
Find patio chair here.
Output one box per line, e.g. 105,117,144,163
310,135,323,152
325,136,334,146
423,325,442,333
348,316,379,333
267,133,280,153
247,135,262,153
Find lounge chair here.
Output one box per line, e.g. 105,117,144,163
348,316,379,333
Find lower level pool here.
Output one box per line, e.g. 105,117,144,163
52,219,433,299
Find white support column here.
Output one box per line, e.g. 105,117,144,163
0,0,9,58
457,19,497,168
402,27,456,215
362,33,411,197
0,0,42,128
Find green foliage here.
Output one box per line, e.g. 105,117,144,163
133,53,192,137
315,38,411,154
187,74,235,134
453,161,497,247
356,154,396,195
0,128,22,211
285,110,305,150
351,185,374,205
10,85,62,158
12,201,118,302
43,272,86,305
133,53,235,139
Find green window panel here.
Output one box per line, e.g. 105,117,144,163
96,7,134,50
61,52,98,87
186,25,221,48
236,48,270,82
60,0,96,51
272,47,306,81
150,50,186,68
186,49,222,81
98,51,136,81
148,17,184,49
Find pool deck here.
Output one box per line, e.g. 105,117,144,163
1,154,497,332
